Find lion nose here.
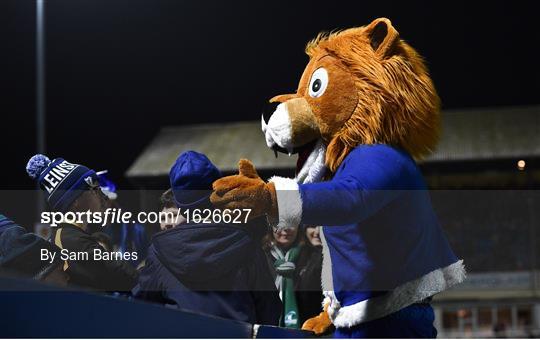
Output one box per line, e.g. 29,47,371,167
262,101,279,124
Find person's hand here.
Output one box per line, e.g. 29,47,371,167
301,304,333,335
210,159,278,221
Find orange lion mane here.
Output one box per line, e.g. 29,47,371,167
306,22,441,173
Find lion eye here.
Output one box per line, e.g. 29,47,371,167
308,67,328,98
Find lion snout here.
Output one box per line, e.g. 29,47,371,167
262,102,294,151
261,97,320,153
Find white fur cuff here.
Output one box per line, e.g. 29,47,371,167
269,176,302,229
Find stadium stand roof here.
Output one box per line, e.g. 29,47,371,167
433,105,540,162
126,105,540,178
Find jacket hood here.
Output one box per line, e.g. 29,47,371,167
151,223,253,283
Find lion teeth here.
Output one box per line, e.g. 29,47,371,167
261,115,267,133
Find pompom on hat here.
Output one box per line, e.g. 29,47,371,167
26,154,100,212
26,154,51,179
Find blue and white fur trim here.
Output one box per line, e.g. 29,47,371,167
268,176,303,230
322,260,466,328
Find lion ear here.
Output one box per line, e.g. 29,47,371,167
365,18,399,58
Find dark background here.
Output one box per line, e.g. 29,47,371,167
1,0,539,190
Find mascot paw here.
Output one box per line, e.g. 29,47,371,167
301,310,333,335
210,159,278,220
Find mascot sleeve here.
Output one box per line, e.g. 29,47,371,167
271,145,415,228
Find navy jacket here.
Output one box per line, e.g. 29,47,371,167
50,223,138,291
132,221,282,325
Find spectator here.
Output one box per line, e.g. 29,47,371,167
26,154,138,291
159,188,185,230
133,151,281,325
263,225,323,329
97,170,150,267
305,225,322,247
296,226,323,326
0,225,68,287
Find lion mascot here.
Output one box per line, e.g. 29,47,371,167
211,18,465,338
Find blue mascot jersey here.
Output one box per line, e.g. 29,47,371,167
297,144,464,328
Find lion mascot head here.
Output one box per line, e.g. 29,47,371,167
262,17,440,178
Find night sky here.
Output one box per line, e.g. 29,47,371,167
1,0,539,190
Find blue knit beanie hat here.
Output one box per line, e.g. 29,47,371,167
26,154,100,212
169,151,222,208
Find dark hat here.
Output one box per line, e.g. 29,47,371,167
0,226,63,279
26,154,100,212
169,151,222,208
